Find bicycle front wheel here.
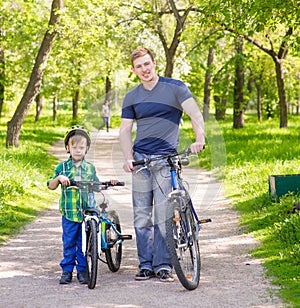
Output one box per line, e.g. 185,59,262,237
166,198,201,290
86,219,98,289
105,210,122,272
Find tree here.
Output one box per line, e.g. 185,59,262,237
6,0,64,147
242,28,292,128
203,46,214,120
206,0,299,128
124,0,198,77
233,35,245,128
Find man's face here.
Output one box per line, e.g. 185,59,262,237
132,54,157,82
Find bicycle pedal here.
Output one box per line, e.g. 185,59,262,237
121,235,132,240
199,218,212,224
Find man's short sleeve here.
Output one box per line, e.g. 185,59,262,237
121,91,136,119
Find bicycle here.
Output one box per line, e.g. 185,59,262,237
133,148,211,290
68,180,132,289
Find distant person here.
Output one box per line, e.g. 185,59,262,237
99,100,111,132
119,47,205,282
47,126,118,285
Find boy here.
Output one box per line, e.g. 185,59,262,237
47,125,98,285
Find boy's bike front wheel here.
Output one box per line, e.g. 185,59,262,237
86,219,98,289
105,210,122,272
166,197,201,290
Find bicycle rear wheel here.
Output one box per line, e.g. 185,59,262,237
166,197,201,290
105,210,122,272
86,219,98,289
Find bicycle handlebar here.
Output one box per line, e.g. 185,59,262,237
69,180,125,189
132,148,192,167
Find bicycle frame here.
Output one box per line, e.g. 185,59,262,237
133,149,210,227
69,181,131,257
166,154,203,233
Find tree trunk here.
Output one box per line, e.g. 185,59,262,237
256,83,262,121
72,84,80,121
160,0,191,77
203,47,214,121
274,57,288,128
105,76,112,102
53,94,57,122
215,96,228,121
35,93,44,122
0,35,4,119
233,36,244,129
255,72,263,122
6,0,64,147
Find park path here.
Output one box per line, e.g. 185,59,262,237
0,128,284,308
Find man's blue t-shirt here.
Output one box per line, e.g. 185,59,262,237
121,76,193,155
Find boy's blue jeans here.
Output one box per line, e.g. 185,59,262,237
132,152,173,274
60,216,86,273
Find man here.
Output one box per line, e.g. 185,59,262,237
119,47,205,282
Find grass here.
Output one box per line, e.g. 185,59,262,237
1,109,300,305
0,113,69,243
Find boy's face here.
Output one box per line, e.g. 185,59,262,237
67,137,88,162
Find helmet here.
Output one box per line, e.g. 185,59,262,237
64,125,91,150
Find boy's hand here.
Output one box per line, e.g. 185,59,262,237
110,179,119,185
58,175,70,186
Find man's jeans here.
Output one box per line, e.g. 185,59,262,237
132,152,173,273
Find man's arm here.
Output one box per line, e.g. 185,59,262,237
119,118,135,172
181,97,205,154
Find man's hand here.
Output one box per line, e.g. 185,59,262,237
190,142,205,154
123,160,134,173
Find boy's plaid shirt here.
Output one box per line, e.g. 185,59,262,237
47,157,99,222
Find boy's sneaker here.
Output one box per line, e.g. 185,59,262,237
135,269,155,281
157,270,174,282
77,271,88,284
59,271,72,284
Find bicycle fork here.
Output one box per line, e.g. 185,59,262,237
81,215,101,256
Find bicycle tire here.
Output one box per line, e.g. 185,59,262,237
86,219,98,289
166,197,201,290
105,210,122,272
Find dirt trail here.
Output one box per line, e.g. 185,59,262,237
0,129,284,307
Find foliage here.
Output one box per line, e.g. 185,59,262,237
2,0,300,136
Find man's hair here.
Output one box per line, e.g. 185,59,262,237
130,48,155,67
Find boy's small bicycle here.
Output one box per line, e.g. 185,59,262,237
68,180,132,289
133,148,211,290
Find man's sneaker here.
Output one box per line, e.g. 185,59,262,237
157,270,174,282
135,269,155,281
77,271,88,284
59,271,72,284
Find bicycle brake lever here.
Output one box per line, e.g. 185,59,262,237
136,165,148,174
